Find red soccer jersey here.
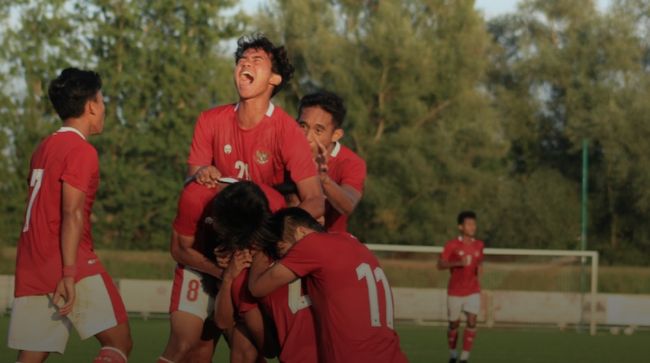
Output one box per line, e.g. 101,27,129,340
15,127,104,297
187,103,317,186
232,268,318,363
280,232,408,363
324,142,367,232
440,237,485,297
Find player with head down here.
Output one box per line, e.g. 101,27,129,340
248,208,408,363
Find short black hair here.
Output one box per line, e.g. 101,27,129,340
298,91,347,129
206,181,272,252
258,207,325,260
235,34,294,97
457,211,477,225
48,67,102,121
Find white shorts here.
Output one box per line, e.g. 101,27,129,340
447,293,481,321
169,265,215,320
8,272,127,354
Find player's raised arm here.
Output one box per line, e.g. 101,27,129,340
214,250,251,329
295,175,325,219
316,136,363,216
170,231,223,279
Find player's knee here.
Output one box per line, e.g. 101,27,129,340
449,320,460,330
466,319,477,329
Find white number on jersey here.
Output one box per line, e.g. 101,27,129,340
235,160,250,180
288,278,311,313
23,169,44,232
356,263,394,329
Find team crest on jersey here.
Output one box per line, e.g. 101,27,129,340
224,144,232,154
255,150,269,165
458,251,465,256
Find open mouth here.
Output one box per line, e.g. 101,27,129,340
240,70,255,84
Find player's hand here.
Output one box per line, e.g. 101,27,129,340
195,166,222,188
215,247,232,270
461,255,472,267
314,138,329,177
223,249,252,281
52,277,76,316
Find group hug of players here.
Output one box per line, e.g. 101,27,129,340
7,34,485,363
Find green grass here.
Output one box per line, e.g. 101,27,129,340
3,247,650,293
0,316,646,362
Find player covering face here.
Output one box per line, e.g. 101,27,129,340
248,208,409,363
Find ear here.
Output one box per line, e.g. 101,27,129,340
269,73,282,86
86,95,100,116
332,128,344,143
294,225,307,240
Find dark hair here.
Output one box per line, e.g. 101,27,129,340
48,68,102,121
273,181,298,198
205,182,273,253
258,207,325,260
298,91,347,129
235,34,294,97
457,211,477,225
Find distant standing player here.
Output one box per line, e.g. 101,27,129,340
297,91,366,232
8,68,132,363
438,211,484,363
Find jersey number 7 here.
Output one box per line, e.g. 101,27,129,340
23,169,44,232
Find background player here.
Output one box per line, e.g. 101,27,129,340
437,211,484,363
8,68,132,363
297,91,366,231
248,208,408,363
186,34,323,218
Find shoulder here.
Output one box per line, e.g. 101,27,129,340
270,105,299,129
475,240,485,249
443,239,459,249
179,182,219,209
199,104,236,122
339,145,365,164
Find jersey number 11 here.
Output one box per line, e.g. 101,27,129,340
356,263,394,329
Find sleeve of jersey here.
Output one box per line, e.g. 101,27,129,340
340,157,367,193
172,188,202,237
232,271,258,315
187,112,214,166
440,243,453,262
281,121,317,183
279,238,321,277
61,145,98,194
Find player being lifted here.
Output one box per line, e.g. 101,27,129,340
297,91,366,231
249,208,408,363
438,211,484,363
187,34,323,218
8,68,132,363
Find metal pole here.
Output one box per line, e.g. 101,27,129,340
579,139,589,332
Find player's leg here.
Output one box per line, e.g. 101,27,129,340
446,295,463,363
93,322,133,363
230,324,261,363
178,318,221,363
159,266,214,362
459,293,481,363
8,295,72,363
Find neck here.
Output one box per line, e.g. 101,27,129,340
62,119,91,139
237,97,270,129
462,235,474,243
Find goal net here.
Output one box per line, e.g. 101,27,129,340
366,244,599,335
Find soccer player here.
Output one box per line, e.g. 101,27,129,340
438,211,484,363
8,68,132,363
297,91,367,232
248,208,408,363
186,34,324,218
208,183,317,363
159,180,285,363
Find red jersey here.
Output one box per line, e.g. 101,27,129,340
15,127,104,297
440,237,484,297
324,142,366,232
232,268,317,363
280,232,408,363
187,103,317,186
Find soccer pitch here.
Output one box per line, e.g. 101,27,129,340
0,316,645,362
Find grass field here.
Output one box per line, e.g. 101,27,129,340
0,316,645,362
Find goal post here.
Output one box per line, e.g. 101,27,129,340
366,244,599,335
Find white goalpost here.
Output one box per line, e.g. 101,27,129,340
366,244,599,335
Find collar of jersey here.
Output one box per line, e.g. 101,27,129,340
458,235,475,243
233,102,275,117
57,126,86,140
330,141,341,157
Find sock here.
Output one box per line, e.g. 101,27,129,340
157,358,174,363
93,347,127,363
448,328,459,350
462,328,477,358
450,350,458,359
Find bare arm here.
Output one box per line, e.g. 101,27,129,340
248,261,298,298
214,251,251,330
322,177,362,216
296,176,325,219
170,231,223,278
53,182,86,315
437,256,469,270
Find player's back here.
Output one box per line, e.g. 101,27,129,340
299,232,407,363
16,128,100,297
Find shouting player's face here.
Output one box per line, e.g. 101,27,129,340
234,48,281,100
458,218,477,238
298,106,343,157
